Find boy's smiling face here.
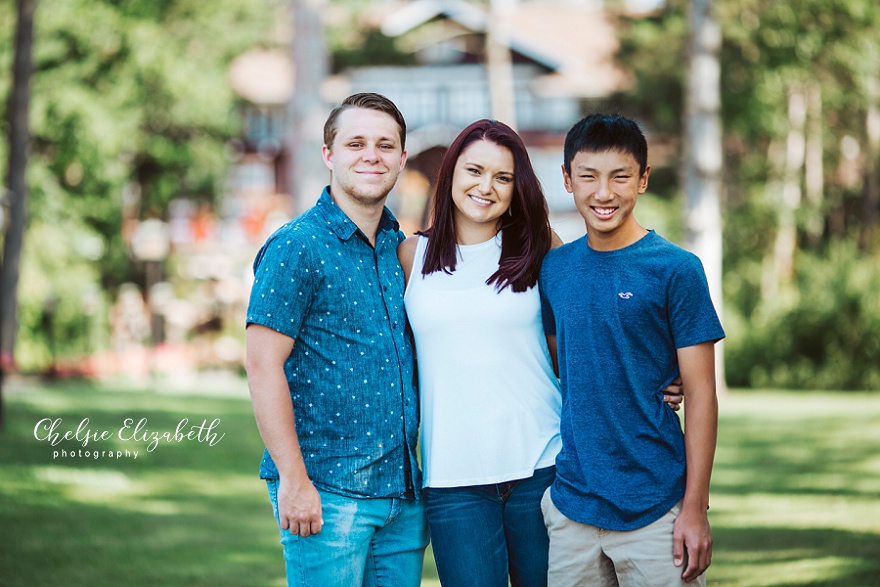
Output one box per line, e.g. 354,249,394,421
562,149,651,251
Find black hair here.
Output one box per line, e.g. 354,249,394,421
563,113,648,176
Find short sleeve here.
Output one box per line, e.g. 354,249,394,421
667,255,725,349
246,230,316,340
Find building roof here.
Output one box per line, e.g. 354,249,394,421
381,0,630,98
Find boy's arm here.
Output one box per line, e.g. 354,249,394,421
246,324,323,537
673,341,718,581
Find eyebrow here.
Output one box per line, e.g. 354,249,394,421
342,134,398,144
463,161,514,175
575,165,635,174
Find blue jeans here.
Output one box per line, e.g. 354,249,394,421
425,466,556,587
266,480,429,587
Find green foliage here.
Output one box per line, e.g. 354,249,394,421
614,0,688,137
725,241,880,390
15,218,110,373
617,0,880,389
326,0,417,68
1,0,279,368
331,27,416,71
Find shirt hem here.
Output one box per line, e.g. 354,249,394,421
425,455,558,488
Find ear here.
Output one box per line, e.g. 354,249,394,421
638,165,651,194
321,145,334,172
561,164,573,194
399,150,408,171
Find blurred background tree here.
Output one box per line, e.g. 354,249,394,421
2,0,879,390
0,0,279,374
615,0,880,389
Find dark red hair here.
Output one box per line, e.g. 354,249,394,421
420,119,551,292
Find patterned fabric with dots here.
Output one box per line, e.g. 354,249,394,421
247,187,421,499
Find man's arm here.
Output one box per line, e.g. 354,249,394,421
672,341,718,581
245,324,323,537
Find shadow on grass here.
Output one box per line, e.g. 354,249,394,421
707,392,880,586
1,380,442,586
1,381,261,474
0,380,286,587
3,383,878,586
712,526,880,587
2,492,281,587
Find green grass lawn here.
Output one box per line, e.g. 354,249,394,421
0,379,878,586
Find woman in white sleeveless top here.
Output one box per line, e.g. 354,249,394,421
398,120,562,587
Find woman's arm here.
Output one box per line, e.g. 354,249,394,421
397,236,419,286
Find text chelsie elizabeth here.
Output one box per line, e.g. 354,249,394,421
34,417,225,461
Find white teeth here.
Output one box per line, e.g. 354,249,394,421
470,195,492,205
594,207,615,215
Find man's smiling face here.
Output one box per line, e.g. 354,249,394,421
322,107,407,207
562,149,650,251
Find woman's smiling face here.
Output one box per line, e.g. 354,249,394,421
450,139,515,239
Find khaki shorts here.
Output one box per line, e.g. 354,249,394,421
541,488,705,587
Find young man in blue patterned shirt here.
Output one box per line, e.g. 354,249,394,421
245,93,427,587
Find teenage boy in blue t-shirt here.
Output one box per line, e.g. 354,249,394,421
539,113,725,586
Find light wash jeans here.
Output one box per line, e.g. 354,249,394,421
266,479,428,587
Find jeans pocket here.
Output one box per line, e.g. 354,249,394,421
266,479,280,521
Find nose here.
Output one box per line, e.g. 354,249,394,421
478,175,493,194
362,144,379,163
595,180,613,202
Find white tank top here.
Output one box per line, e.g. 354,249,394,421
404,234,562,487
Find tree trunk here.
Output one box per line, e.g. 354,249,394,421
862,76,880,249
684,0,726,393
804,82,824,246
1,0,37,428
772,86,806,285
760,140,784,302
288,0,329,215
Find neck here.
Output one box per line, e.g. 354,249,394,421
329,189,387,246
455,220,501,246
587,223,648,252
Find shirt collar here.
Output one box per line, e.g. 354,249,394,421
316,186,401,242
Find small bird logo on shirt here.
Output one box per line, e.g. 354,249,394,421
618,292,634,299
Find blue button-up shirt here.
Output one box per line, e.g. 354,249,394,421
247,187,421,499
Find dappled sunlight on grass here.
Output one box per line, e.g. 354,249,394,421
2,382,878,586
711,493,878,532
709,555,875,587
0,379,280,587
707,391,880,586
